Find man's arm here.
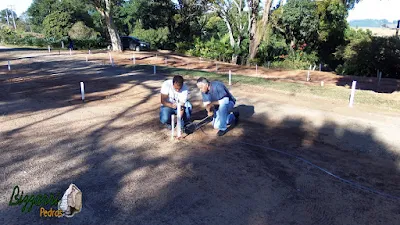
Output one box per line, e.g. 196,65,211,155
161,94,176,109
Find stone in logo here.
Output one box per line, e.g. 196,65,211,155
57,183,82,218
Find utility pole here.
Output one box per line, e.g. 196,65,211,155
396,20,400,37
7,5,16,30
5,8,10,26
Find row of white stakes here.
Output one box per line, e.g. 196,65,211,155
5,49,356,108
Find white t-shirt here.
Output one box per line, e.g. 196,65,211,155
160,80,189,104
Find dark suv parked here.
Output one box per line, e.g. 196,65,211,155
120,36,150,51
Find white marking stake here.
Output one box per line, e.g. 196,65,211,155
177,103,182,138
229,70,232,86
349,81,357,107
109,52,113,66
256,64,258,76
153,65,156,74
171,115,175,140
7,60,11,71
80,82,85,101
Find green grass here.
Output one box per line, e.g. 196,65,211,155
128,64,400,111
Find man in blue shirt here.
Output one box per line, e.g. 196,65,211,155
196,77,239,136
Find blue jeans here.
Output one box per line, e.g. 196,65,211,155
160,101,192,125
212,101,235,131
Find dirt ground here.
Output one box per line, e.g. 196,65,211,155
1,48,400,225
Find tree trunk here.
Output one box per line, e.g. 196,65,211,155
98,0,122,52
248,0,273,64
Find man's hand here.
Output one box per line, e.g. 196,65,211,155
206,104,214,117
171,103,177,109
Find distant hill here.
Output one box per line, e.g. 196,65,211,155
349,19,397,28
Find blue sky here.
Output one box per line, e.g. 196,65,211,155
0,0,399,22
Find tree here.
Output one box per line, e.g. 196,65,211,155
174,0,211,44
213,0,247,64
27,0,62,32
114,0,176,35
317,0,348,68
42,12,73,39
86,0,122,51
0,9,17,26
68,21,99,39
247,0,273,64
272,0,319,52
28,0,94,33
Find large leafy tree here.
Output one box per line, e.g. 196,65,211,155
28,0,93,33
174,0,211,43
213,0,247,64
42,12,73,39
86,0,122,51
247,0,273,63
272,0,319,52
317,0,348,68
114,0,176,35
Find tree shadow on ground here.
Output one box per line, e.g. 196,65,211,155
0,58,166,116
335,75,400,94
1,57,400,225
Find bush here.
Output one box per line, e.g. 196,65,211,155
131,21,170,50
335,28,400,78
72,38,108,49
186,34,234,62
42,12,73,39
175,42,193,54
68,21,99,40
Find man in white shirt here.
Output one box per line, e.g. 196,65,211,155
160,75,192,130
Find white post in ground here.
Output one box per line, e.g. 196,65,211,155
80,82,85,101
306,70,311,82
319,64,322,71
48,45,51,53
321,81,324,86
177,102,182,138
61,41,64,49
108,52,113,66
7,60,11,71
256,64,258,76
86,56,88,62
69,48,72,55
268,61,271,69
89,49,91,55
229,70,232,86
378,72,382,85
349,81,357,107
153,65,156,74
216,63,218,71
309,65,312,71
312,65,316,71
171,115,175,140
133,54,136,65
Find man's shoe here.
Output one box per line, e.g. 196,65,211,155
217,130,227,136
233,111,240,123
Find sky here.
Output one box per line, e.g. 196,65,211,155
0,0,399,22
